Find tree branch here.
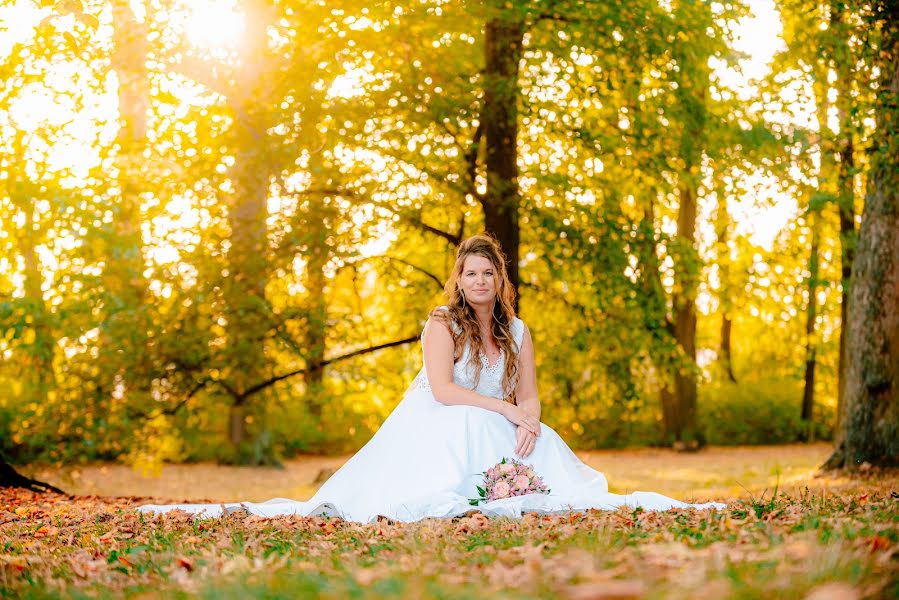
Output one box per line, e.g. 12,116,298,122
168,55,232,99
239,334,421,399
381,256,445,289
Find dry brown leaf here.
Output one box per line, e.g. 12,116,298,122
562,579,648,600
804,582,861,600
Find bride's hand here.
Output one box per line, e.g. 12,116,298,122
515,426,537,458
501,403,540,436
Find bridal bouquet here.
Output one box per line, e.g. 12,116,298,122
469,457,550,505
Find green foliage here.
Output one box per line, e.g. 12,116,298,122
699,379,833,445
0,0,878,465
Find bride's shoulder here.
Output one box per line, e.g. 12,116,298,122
424,305,460,335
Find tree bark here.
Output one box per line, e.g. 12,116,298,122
304,153,331,420
671,179,700,444
801,210,820,426
832,0,857,438
14,140,55,397
0,457,65,494
825,1,899,468
665,5,709,444
481,12,524,309
107,0,150,311
715,196,737,383
224,1,276,447
803,69,833,435
720,315,736,383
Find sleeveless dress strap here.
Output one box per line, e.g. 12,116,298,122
511,316,525,350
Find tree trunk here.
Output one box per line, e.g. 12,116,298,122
304,153,330,420
671,179,700,444
107,0,150,311
803,66,834,435
825,3,899,468
9,133,55,407
481,12,523,309
225,3,274,447
662,2,710,446
832,0,857,438
19,176,55,394
636,197,681,444
720,315,736,383
715,196,737,383
801,210,821,426
0,457,65,494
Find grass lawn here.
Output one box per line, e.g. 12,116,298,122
1,444,896,599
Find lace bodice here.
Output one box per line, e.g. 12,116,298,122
413,307,526,400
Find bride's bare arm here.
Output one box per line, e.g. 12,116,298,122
513,323,541,421
421,316,540,435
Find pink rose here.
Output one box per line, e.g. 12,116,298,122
513,474,530,491
493,480,511,499
500,463,516,475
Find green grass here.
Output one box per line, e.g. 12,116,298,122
1,463,896,599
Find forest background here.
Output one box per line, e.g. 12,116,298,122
0,0,892,469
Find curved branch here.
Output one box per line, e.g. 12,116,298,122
240,334,421,399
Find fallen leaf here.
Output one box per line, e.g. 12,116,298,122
563,579,648,600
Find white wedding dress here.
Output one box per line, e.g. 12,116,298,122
138,311,726,522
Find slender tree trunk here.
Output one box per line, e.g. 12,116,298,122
18,180,54,396
825,2,899,468
715,196,737,383
803,69,835,435
832,0,857,438
10,133,54,403
801,211,821,426
481,11,523,308
22,203,54,378
720,316,736,382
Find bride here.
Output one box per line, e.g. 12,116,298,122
139,235,726,522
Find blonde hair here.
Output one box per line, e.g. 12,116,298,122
431,234,519,402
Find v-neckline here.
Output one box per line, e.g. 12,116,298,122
479,348,503,370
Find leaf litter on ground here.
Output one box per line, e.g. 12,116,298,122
0,458,896,599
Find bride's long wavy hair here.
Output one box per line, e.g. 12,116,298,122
431,234,519,402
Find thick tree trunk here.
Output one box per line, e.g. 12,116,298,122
225,4,274,447
107,0,150,311
637,198,683,445
0,458,65,494
481,12,523,309
662,2,710,446
671,180,699,444
304,154,330,420
825,1,898,469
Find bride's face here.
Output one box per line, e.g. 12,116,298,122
459,254,498,306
